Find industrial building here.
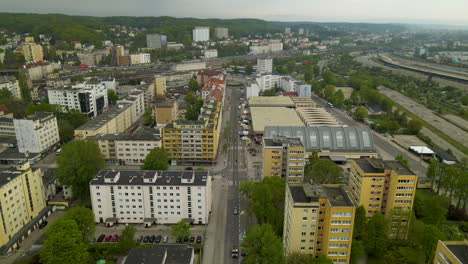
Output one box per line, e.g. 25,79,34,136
248,96,295,108
296,107,340,126
90,169,211,225
283,183,355,263
250,107,304,135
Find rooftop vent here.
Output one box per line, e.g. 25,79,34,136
334,196,344,201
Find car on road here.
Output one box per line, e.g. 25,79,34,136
189,236,195,243
233,207,238,215
143,236,150,243
155,235,162,243
111,234,119,242
39,221,48,229
163,236,168,243
105,235,113,242
149,235,156,243
232,248,239,258
196,236,202,243
55,149,62,155
97,234,106,242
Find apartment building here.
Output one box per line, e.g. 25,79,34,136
162,99,222,165
0,76,21,99
21,61,61,81
45,77,71,88
13,112,59,154
146,34,167,49
47,80,108,117
203,49,218,59
214,27,229,39
154,75,167,96
0,162,47,248
0,117,14,137
130,53,151,65
250,42,283,55
283,184,355,263
117,90,145,119
348,159,418,238
21,43,43,62
86,128,161,165
434,240,468,264
193,27,210,42
257,58,273,74
89,169,212,225
262,137,305,183
197,70,226,86
77,52,103,66
155,99,178,125
74,103,137,139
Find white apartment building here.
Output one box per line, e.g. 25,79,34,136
296,82,312,97
0,76,21,99
256,74,280,91
14,112,59,154
116,90,146,124
130,53,151,65
90,170,212,225
203,49,218,59
280,77,297,92
173,61,207,72
214,27,229,39
250,42,283,55
47,81,108,117
193,27,210,42
257,58,273,74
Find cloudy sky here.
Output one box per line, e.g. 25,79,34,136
2,0,468,25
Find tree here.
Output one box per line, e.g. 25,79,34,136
55,140,105,199
350,239,366,264
313,65,320,76
304,70,313,82
119,225,137,251
40,218,88,264
171,220,190,239
246,65,254,74
241,224,284,264
416,224,445,263
407,119,423,135
421,195,447,227
141,147,169,170
287,252,315,264
107,89,119,105
240,177,285,235
63,206,95,242
354,106,368,121
17,72,32,103
353,206,367,240
427,159,446,194
386,120,400,134
332,90,345,107
395,154,410,169
365,212,388,257
188,79,200,91
143,109,153,126
350,90,361,105
324,85,336,99
304,159,343,184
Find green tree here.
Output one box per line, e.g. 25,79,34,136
421,196,447,227
188,79,200,91
365,212,388,257
350,240,366,264
241,224,284,264
386,120,400,134
416,224,446,263
304,70,313,82
55,140,105,199
324,85,336,100
407,119,423,135
141,147,169,170
313,65,320,76
350,90,361,105
171,220,190,239
17,72,32,103
332,90,345,107
119,225,137,251
287,252,315,264
63,206,95,242
40,218,88,264
58,119,75,142
246,64,254,74
143,109,154,126
426,159,445,194
353,206,367,240
354,106,368,121
240,177,285,235
107,89,119,105
304,159,343,184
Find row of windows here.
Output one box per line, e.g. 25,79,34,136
331,220,352,225
331,212,352,217
397,180,415,184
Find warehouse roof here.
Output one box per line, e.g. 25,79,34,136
250,107,304,134
248,96,294,107
296,107,339,126
264,126,376,153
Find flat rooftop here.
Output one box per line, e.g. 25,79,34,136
250,107,303,134
91,170,209,186
264,137,303,148
354,159,385,174
445,243,468,264
76,103,132,131
248,96,295,107
383,160,416,176
304,184,354,207
296,107,339,126
86,127,161,141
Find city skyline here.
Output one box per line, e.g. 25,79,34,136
1,0,468,26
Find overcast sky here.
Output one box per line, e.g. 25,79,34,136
2,0,468,25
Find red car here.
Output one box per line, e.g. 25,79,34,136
111,234,119,242
105,235,112,242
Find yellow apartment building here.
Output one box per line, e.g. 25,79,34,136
155,99,178,125
154,75,167,96
262,137,305,183
284,183,355,264
162,98,222,165
24,37,34,43
434,240,468,264
21,43,44,62
0,162,46,247
348,159,418,238
74,103,136,139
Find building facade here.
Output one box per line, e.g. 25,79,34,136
0,117,15,137
257,58,273,74
173,61,206,72
193,27,210,42
348,159,418,238
434,240,468,264
13,112,59,154
0,162,47,248
21,43,43,62
90,170,212,225
262,137,305,183
155,99,178,125
283,184,355,263
203,49,218,59
214,27,229,39
146,34,167,49
154,75,167,96
0,76,21,99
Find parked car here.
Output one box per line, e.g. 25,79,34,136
39,221,48,229
196,236,202,243
163,236,168,243
149,235,156,243
176,237,182,243
189,236,195,243
183,237,189,242
232,248,239,258
137,236,143,242
105,235,112,242
155,235,162,243
97,234,106,242
143,236,150,243
111,234,119,242
233,207,238,215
